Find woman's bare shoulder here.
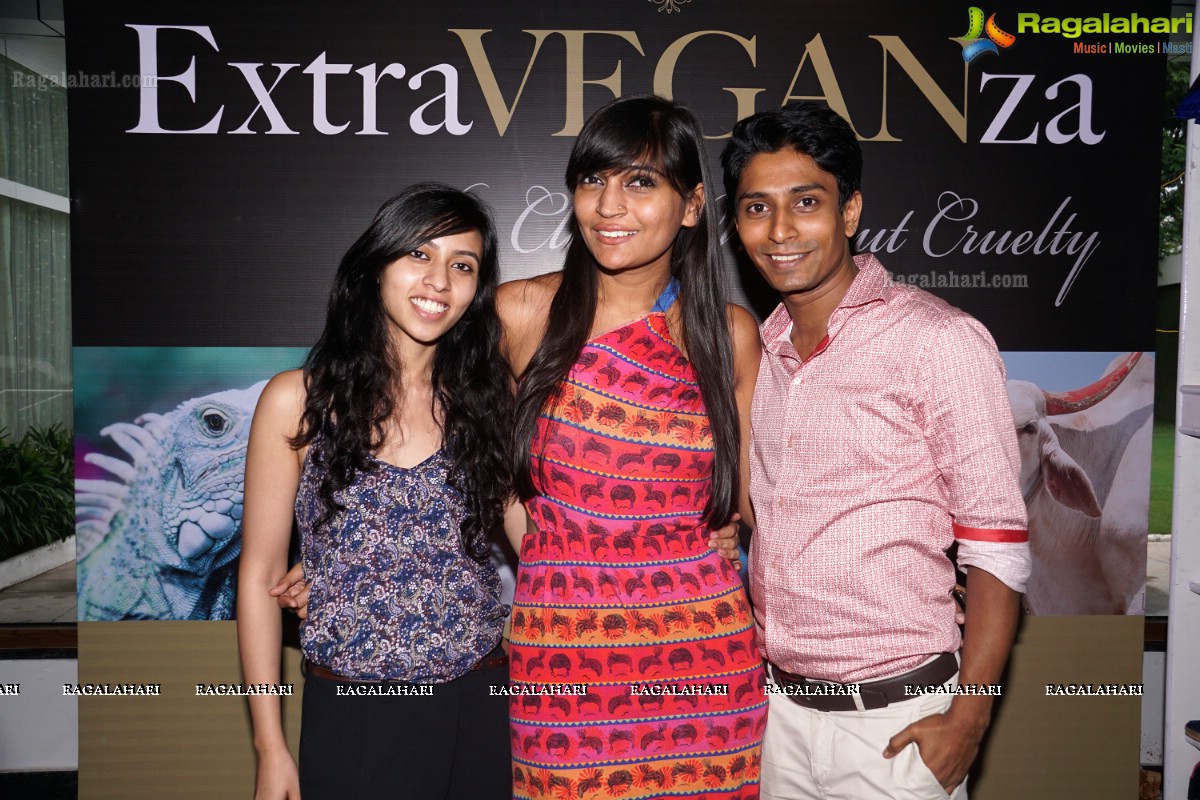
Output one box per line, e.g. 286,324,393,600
726,303,761,341
254,369,308,436
726,303,762,367
498,273,562,373
498,272,561,323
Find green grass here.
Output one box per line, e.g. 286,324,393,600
1149,421,1175,536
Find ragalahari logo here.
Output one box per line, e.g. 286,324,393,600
958,7,1017,62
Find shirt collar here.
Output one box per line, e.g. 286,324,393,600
839,254,892,309
760,253,893,356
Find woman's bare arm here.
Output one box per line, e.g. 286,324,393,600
236,370,306,800
503,498,530,554
728,303,762,531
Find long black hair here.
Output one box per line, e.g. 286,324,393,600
512,95,738,527
294,183,511,558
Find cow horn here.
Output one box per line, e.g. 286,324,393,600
1043,352,1142,415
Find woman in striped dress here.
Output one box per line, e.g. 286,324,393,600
500,95,766,800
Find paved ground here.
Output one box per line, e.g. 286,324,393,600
1146,540,1171,617
0,561,76,623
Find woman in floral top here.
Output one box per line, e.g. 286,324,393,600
238,185,514,800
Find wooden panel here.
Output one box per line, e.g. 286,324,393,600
974,615,1143,799
76,621,302,799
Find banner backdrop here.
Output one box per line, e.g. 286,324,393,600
69,0,1165,619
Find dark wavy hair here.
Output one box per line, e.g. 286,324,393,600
512,95,739,527
293,184,511,558
721,101,863,211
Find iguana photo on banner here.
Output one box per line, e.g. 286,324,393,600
75,382,267,620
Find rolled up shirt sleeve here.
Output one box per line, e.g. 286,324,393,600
917,312,1031,593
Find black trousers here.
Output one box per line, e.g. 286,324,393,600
299,660,511,799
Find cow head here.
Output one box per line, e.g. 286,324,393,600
1005,353,1142,520
1007,382,1102,518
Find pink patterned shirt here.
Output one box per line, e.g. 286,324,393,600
748,254,1030,684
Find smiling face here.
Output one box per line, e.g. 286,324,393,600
379,230,482,350
572,164,703,275
733,148,862,304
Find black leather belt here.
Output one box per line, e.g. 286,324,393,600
769,651,958,711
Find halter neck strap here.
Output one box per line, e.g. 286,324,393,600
651,278,680,314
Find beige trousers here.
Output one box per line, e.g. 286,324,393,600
760,674,969,800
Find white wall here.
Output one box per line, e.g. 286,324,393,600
1164,17,1200,794
0,659,78,771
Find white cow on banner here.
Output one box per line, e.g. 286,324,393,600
1006,352,1154,615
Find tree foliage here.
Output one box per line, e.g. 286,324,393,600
1161,60,1190,259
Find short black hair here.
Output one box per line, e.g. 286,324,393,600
721,102,862,211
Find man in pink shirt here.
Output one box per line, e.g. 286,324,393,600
721,103,1030,799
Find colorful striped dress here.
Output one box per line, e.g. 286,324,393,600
510,292,766,800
